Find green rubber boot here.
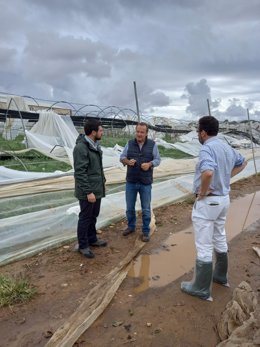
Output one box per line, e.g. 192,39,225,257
181,259,213,301
213,251,229,287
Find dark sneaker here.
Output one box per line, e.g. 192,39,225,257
78,247,95,258
90,239,108,247
142,234,150,242
122,228,135,236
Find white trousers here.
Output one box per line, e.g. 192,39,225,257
192,195,230,262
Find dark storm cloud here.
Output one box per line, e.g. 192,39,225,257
98,81,170,111
23,32,114,81
148,92,170,107
25,0,122,23
0,0,259,118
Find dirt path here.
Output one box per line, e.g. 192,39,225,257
0,175,259,347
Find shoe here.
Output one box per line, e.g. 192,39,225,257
122,228,135,236
142,234,150,242
78,247,95,258
90,239,108,247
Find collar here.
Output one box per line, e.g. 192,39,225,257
135,136,148,146
85,135,98,150
204,136,217,145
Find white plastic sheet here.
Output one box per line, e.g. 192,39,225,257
25,111,78,166
0,165,68,183
157,132,259,157
24,110,123,168
0,157,259,266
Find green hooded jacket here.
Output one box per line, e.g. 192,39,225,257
73,134,106,200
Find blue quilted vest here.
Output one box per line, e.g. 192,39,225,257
126,138,154,185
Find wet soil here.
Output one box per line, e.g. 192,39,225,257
0,175,259,347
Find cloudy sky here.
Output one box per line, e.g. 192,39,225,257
0,0,260,120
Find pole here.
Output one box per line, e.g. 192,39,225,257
207,99,211,117
247,109,257,177
133,81,140,122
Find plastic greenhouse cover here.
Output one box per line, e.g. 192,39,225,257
156,132,259,157
0,165,71,183
1,148,259,196
23,110,123,168
0,156,198,187
7,110,258,171
0,156,206,200
0,157,259,266
3,118,30,140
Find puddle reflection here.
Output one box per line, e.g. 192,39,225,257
128,192,260,293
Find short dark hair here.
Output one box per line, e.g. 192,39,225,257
84,119,102,135
198,116,219,136
136,122,149,133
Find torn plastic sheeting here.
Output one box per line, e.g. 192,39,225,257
0,156,198,187
171,141,201,157
2,118,30,140
0,157,259,266
0,158,197,198
101,147,122,168
155,137,201,157
0,191,77,219
24,110,123,168
0,176,194,266
1,147,259,188
230,158,260,183
159,132,260,157
26,111,78,150
0,165,70,183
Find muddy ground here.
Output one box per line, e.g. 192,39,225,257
0,175,259,347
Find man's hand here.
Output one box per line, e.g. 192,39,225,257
121,158,136,166
87,193,96,203
197,170,213,199
197,188,213,200
128,159,137,166
141,162,152,171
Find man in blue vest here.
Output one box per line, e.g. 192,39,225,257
120,122,161,242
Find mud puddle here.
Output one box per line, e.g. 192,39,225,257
128,192,260,292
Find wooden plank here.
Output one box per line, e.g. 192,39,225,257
45,214,156,347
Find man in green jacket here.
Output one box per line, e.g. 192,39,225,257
73,119,107,258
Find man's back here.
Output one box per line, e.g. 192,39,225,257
195,137,245,196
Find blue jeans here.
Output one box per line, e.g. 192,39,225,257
125,182,152,235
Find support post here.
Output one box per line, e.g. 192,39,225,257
207,99,211,117
247,109,257,177
133,81,140,122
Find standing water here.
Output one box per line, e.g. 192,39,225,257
128,192,260,292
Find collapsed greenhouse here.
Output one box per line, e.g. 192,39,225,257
1,99,260,266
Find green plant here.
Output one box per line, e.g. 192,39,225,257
0,135,26,151
162,133,175,143
101,134,132,147
0,275,36,307
0,150,72,172
157,146,192,159
0,135,192,171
